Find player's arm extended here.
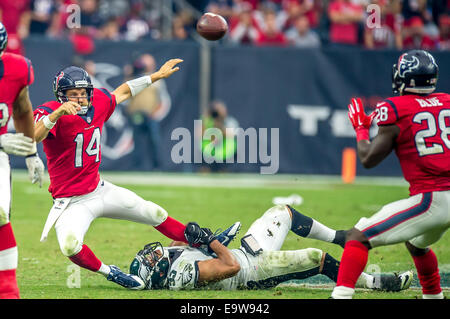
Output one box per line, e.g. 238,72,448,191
113,58,183,105
13,86,35,141
196,240,241,284
34,101,81,143
357,124,400,168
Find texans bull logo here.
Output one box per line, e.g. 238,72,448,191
398,55,420,78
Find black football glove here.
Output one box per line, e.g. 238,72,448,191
184,222,217,247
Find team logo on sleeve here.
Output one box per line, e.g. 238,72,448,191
181,264,194,285
398,55,419,78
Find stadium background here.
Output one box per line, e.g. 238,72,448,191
2,0,450,176
1,0,450,299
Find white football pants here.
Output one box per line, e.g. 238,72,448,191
51,180,168,257
355,191,450,249
0,152,11,226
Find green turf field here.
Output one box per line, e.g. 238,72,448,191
10,171,449,299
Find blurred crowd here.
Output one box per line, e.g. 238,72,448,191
0,0,449,55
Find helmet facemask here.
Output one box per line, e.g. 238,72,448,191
60,85,94,115
131,242,171,290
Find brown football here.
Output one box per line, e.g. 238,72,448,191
196,13,228,41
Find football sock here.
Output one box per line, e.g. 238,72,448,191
412,249,442,296
333,240,368,296
155,216,187,243
319,253,375,289
288,205,337,243
320,253,340,282
0,269,19,299
332,230,346,248
68,244,102,272
357,272,375,289
98,264,111,276
0,223,19,299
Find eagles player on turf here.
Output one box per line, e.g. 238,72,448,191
0,22,44,299
32,58,222,290
332,50,449,299
130,205,412,292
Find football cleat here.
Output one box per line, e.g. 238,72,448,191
202,221,241,256
377,270,414,292
216,221,241,247
397,270,414,291
106,265,145,290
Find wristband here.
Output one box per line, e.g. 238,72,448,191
42,115,56,130
126,75,152,97
355,127,370,142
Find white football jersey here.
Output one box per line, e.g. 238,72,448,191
166,246,253,290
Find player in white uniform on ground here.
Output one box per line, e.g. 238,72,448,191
130,205,413,292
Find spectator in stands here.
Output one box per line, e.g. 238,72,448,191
99,17,121,41
280,0,322,31
49,0,78,39
79,0,104,37
124,54,171,170
172,15,190,40
122,0,151,41
403,16,437,50
437,13,450,50
23,0,60,37
229,3,260,44
206,0,234,20
255,8,288,46
285,14,321,47
364,0,403,49
401,0,431,23
0,0,30,54
328,0,364,46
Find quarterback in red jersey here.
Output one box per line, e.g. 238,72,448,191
32,58,203,290
0,22,44,299
332,50,449,299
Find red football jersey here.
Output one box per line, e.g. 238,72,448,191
376,93,450,196
34,88,117,198
0,52,34,135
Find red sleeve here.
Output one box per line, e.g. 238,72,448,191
24,57,34,86
33,103,58,138
96,88,117,121
375,99,399,126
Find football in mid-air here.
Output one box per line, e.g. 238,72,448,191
196,13,228,41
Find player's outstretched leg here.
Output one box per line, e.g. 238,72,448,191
0,222,19,299
406,242,443,299
66,244,145,290
155,216,188,243
286,205,346,247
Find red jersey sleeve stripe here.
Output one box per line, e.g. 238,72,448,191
98,88,113,108
361,192,432,240
25,57,32,85
383,99,399,121
36,106,54,114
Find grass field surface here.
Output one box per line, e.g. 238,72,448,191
9,171,449,300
